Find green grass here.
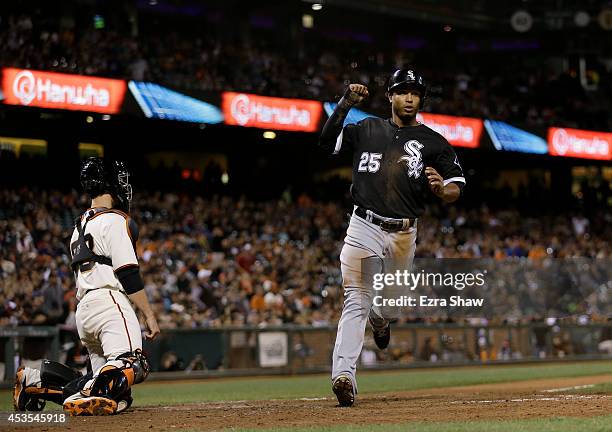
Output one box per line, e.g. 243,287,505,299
2,360,610,410
125,361,612,406
228,415,612,432
566,382,612,394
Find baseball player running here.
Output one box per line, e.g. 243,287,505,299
319,69,465,406
13,157,160,415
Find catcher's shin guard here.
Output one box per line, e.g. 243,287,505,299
117,349,151,384
14,367,46,411
41,359,83,387
68,349,150,415
13,363,75,411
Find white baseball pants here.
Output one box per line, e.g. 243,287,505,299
332,211,416,393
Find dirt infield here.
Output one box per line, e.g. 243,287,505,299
13,374,611,431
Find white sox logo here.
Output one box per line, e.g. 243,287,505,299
398,140,424,178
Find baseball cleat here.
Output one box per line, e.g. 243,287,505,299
13,366,45,411
332,375,355,407
63,395,117,416
369,317,390,350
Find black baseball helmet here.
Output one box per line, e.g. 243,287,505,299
80,157,133,212
387,68,427,108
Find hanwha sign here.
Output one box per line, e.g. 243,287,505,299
222,92,322,132
13,70,37,105
416,113,483,148
548,127,611,160
2,68,126,113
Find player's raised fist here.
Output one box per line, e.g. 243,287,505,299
346,84,369,105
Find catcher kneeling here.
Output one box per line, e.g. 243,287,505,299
13,350,150,415
14,157,160,415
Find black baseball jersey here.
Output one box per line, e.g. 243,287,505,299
321,117,465,219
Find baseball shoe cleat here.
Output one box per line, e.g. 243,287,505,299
13,367,45,411
63,395,117,416
369,317,390,350
332,375,355,407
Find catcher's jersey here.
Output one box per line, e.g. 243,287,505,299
69,208,138,301
333,118,465,219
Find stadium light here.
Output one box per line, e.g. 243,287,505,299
302,14,314,28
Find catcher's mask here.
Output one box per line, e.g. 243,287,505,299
80,157,133,213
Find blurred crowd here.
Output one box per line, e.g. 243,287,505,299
1,188,609,331
1,12,610,130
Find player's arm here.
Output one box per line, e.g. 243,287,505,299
108,215,160,340
425,167,460,203
425,144,466,203
319,84,368,154
128,289,160,340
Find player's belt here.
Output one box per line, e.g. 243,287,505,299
81,287,125,299
354,207,416,232
81,287,105,298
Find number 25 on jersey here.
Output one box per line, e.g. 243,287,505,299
358,152,382,173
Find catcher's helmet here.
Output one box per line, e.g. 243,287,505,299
80,157,132,212
387,68,427,108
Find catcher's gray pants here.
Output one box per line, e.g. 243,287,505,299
331,210,416,393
